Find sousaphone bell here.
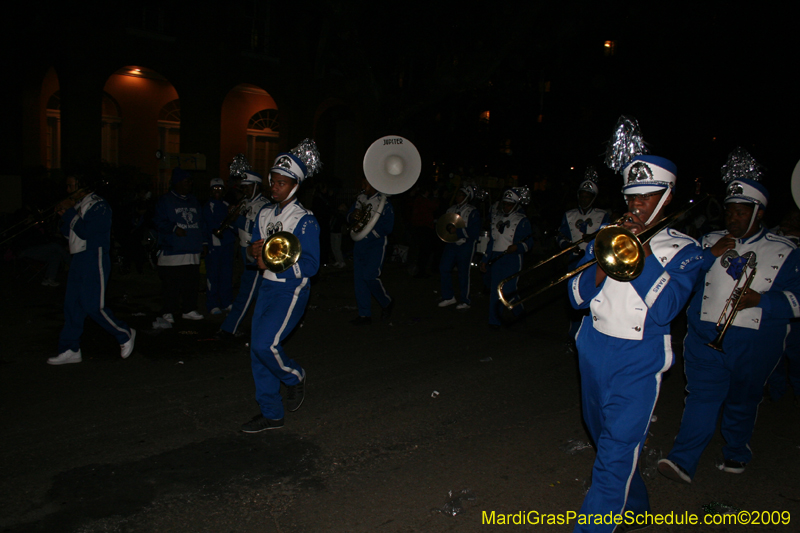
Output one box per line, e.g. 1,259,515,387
351,136,421,241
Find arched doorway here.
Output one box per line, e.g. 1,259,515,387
220,83,278,179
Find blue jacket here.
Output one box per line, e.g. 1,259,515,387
153,191,206,255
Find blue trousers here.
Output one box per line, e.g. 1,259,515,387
250,279,308,419
488,253,522,325
666,323,787,477
221,248,262,334
439,241,475,304
205,244,234,312
767,321,800,400
353,239,391,317
574,324,671,532
58,248,132,353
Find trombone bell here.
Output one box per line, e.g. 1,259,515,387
262,231,302,273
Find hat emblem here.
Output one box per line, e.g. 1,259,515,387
727,182,744,196
274,155,293,171
627,161,653,183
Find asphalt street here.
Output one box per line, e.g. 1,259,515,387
1,258,798,532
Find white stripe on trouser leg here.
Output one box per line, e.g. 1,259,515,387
232,272,261,333
465,242,475,301
97,247,130,339
269,279,307,381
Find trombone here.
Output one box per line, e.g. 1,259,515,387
497,195,710,310
705,264,757,353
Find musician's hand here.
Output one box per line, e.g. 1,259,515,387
56,198,75,216
480,262,487,273
710,235,735,257
735,288,760,311
506,244,518,254
446,223,456,235
175,227,187,237
621,211,646,235
250,239,266,270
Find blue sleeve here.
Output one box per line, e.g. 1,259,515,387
759,248,800,320
516,218,534,253
457,209,481,241
601,211,611,225
72,202,112,240
557,214,572,249
568,242,603,310
628,242,704,326
275,214,320,279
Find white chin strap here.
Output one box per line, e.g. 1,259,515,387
644,186,673,226
286,183,299,202
744,204,761,237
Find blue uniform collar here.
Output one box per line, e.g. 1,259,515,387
274,198,298,216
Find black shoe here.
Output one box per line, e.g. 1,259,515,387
241,414,284,433
658,458,692,484
351,316,372,325
381,300,394,321
717,459,746,473
285,372,306,412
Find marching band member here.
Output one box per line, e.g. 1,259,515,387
241,139,321,433
438,184,482,310
153,168,207,325
480,186,533,328
348,178,395,325
203,178,235,315
659,148,800,483
558,168,610,348
216,165,271,340
569,118,703,532
48,174,135,365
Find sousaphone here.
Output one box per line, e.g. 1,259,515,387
351,136,421,241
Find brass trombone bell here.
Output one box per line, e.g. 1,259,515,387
261,231,302,273
593,226,645,282
436,212,465,243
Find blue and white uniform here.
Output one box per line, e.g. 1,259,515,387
203,196,235,312
665,227,800,476
482,208,533,325
349,191,394,317
439,202,481,305
569,227,702,528
58,193,133,353
250,199,319,420
220,193,270,334
558,207,610,269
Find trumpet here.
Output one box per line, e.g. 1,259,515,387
705,264,757,353
497,195,710,310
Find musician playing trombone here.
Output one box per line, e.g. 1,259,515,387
480,187,533,328
438,184,483,310
568,154,703,532
216,166,271,340
659,148,800,483
241,140,321,433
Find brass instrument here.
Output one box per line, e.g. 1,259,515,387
497,195,710,310
436,212,466,243
705,265,757,353
212,200,246,238
261,231,302,273
348,201,373,234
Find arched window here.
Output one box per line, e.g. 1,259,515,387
101,92,121,165
45,91,61,169
247,109,279,177
158,99,180,193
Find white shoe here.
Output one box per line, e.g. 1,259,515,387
162,313,175,324
182,311,204,320
48,349,82,365
210,307,222,315
223,305,232,313
120,329,136,359
41,278,60,287
456,303,471,310
438,298,457,308
152,317,173,329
